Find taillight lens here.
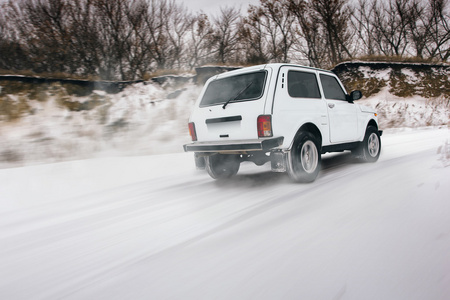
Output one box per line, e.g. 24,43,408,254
257,115,273,137
188,122,197,141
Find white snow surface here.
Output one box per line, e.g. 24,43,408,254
1,127,449,299
1,75,450,299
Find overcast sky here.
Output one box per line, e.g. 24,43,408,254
186,0,261,16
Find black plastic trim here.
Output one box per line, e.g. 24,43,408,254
321,142,359,154
206,116,242,124
183,137,284,152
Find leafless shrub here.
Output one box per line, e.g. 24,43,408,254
0,0,449,77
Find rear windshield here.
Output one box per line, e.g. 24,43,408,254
200,71,267,107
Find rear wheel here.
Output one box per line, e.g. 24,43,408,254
287,132,321,183
205,154,240,179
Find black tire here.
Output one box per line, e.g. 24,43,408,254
287,132,321,183
355,126,381,163
205,154,240,179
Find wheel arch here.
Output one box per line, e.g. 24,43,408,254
367,119,378,130
290,123,323,150
357,118,379,141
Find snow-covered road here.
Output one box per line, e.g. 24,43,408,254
1,128,449,299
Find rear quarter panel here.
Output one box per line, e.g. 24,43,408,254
271,66,330,149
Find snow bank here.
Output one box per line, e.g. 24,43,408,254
361,87,449,129
0,81,201,168
0,63,449,167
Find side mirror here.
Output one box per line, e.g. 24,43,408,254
349,90,362,101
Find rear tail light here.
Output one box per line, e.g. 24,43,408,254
257,115,273,137
188,122,197,141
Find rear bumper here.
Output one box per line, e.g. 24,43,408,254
183,136,284,153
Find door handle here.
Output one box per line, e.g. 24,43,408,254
328,103,335,109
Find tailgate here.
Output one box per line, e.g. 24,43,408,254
192,101,267,141
191,67,272,142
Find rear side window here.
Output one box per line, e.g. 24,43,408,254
320,74,346,101
200,71,266,107
288,71,321,98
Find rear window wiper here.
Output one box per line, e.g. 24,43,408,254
222,82,253,109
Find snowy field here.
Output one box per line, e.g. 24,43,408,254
0,127,449,299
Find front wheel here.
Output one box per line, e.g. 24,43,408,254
287,132,321,183
205,154,240,179
355,126,381,163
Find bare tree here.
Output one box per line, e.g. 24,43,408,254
140,0,170,70
263,0,295,63
0,2,28,71
66,0,102,77
288,0,353,67
288,0,327,67
350,0,379,57
406,0,429,59
309,0,353,66
186,13,215,68
164,1,193,69
243,0,294,63
10,0,73,74
370,0,412,57
92,0,138,80
2,0,449,80
239,5,269,64
425,0,450,61
123,0,154,79
210,6,241,64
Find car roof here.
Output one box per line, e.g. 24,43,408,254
213,63,334,80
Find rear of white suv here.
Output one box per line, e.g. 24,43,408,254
186,65,276,142
184,64,382,182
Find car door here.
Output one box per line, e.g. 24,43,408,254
319,73,358,143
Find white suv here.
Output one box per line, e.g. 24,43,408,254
184,64,382,182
